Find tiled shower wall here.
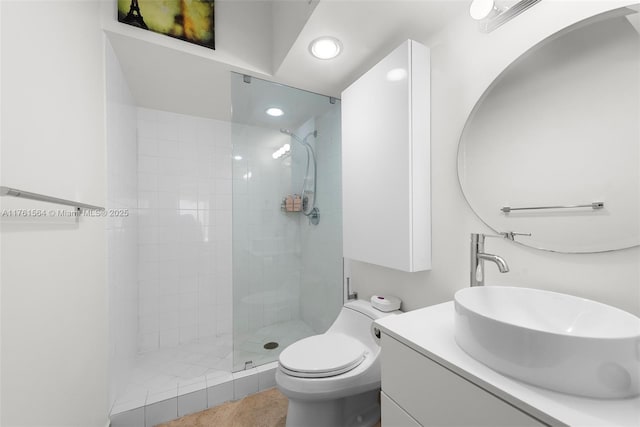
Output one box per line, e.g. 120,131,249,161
106,38,139,407
297,110,344,333
136,108,233,353
232,125,302,337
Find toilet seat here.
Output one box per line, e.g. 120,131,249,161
279,333,367,378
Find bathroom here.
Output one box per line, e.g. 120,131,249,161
0,0,638,426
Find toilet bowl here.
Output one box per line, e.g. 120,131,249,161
276,299,400,427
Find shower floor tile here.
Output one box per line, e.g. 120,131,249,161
232,320,316,372
112,335,233,415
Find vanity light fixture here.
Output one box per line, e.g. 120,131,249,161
265,107,284,117
469,0,541,32
309,37,342,60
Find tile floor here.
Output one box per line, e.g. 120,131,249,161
158,387,288,427
158,388,383,427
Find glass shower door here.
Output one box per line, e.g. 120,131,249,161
230,73,343,372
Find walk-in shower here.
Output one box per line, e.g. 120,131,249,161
107,69,342,423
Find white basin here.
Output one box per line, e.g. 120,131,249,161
454,286,640,399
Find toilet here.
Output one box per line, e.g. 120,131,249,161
275,299,401,427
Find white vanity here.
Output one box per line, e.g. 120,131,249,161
374,302,640,426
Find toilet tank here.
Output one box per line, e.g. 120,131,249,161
327,300,401,351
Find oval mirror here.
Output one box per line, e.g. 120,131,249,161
457,8,640,253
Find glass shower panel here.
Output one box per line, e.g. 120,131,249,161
230,73,343,372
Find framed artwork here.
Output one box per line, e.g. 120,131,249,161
118,0,215,50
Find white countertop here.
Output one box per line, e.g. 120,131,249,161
375,301,640,427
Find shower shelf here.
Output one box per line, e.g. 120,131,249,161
281,196,303,212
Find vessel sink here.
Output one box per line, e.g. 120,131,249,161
454,286,640,399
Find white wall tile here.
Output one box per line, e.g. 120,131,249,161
179,326,198,345
137,120,157,140
138,107,158,123
137,108,232,352
206,378,233,408
145,398,177,426
159,328,179,348
177,389,207,417
157,139,179,158
138,138,157,157
139,315,159,335
110,407,144,427
138,155,158,174
258,364,277,391
138,173,157,192
159,311,180,330
157,121,179,142
233,369,259,400
138,332,159,353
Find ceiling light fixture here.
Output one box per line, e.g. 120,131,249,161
265,107,284,117
469,0,501,20
469,0,542,32
309,36,342,60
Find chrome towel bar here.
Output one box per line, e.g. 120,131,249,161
501,202,604,213
0,186,105,211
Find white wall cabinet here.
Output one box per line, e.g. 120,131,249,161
341,39,431,272
380,334,544,426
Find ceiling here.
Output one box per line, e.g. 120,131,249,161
107,1,469,123
230,73,338,132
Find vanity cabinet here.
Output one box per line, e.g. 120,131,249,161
380,334,544,426
341,39,431,272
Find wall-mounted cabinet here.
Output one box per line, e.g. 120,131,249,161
341,39,431,272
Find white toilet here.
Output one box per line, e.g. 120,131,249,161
275,299,401,427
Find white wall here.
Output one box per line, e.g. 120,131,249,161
0,1,109,426
136,108,233,352
106,38,139,409
349,2,640,317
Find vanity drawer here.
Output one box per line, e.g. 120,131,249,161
381,334,544,426
381,391,421,427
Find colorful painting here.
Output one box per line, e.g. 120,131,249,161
118,0,215,50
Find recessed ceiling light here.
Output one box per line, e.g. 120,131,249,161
233,155,243,160
265,107,284,117
309,37,342,60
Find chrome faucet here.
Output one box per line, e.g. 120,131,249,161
470,232,525,287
